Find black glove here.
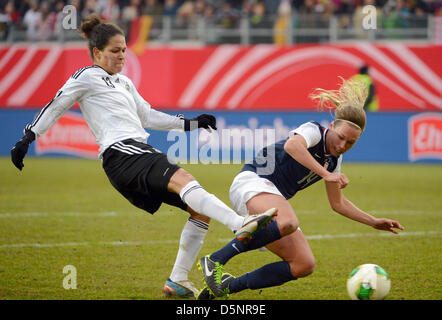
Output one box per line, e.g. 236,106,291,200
184,114,217,131
11,130,35,171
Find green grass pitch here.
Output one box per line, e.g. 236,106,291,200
0,157,441,300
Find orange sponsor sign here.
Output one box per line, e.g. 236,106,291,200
36,112,99,158
408,113,442,161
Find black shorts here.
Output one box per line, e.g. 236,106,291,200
102,139,188,214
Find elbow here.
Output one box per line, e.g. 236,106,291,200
330,201,344,213
284,138,298,153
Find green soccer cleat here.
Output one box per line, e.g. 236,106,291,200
198,255,235,298
197,273,234,300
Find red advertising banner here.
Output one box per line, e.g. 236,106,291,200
35,112,99,158
408,113,442,161
0,44,441,111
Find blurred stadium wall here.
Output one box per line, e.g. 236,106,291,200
0,43,440,163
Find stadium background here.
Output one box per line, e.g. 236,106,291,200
0,0,441,163
0,0,441,301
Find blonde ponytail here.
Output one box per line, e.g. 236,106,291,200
310,77,368,131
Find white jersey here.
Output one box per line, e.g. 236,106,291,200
26,65,184,156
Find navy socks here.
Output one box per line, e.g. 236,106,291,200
210,220,282,265
208,220,297,294
229,261,296,293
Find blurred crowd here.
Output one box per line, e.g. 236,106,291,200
0,0,440,41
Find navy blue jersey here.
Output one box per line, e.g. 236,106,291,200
241,122,341,199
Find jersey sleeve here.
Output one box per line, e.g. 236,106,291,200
333,156,342,173
25,73,89,138
291,122,322,148
129,78,185,131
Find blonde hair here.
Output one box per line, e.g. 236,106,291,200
310,77,368,131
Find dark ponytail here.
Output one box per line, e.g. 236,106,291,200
78,14,124,59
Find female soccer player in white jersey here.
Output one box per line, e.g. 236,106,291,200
10,14,276,299
197,78,404,299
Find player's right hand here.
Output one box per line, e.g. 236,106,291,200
324,172,349,189
11,130,35,171
323,162,349,188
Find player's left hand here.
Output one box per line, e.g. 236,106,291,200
11,130,35,171
372,218,404,234
184,114,217,132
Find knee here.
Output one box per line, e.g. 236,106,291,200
168,169,196,193
289,258,315,279
277,217,299,236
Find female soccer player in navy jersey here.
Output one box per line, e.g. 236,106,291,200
197,78,404,299
10,14,276,299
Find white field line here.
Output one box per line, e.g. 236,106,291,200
0,231,439,249
0,212,121,218
0,209,440,218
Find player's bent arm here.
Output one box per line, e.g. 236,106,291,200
325,180,376,227
144,108,185,131
284,135,348,187
284,135,331,179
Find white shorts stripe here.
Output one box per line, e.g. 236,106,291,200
116,142,152,154
110,145,137,155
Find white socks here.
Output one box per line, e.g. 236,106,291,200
179,181,244,232
170,217,208,282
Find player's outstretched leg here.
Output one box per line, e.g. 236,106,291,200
164,215,209,298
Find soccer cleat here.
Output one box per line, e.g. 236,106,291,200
163,278,199,298
197,273,234,300
235,207,278,244
198,255,224,297
216,273,235,298
198,255,236,297
196,286,215,300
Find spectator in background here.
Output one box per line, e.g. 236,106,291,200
121,0,140,35
23,0,41,40
263,0,281,16
142,0,162,29
101,0,120,24
273,0,292,45
18,0,31,22
335,0,355,29
353,0,381,38
216,1,240,28
53,0,67,38
82,0,97,21
163,0,179,17
176,1,195,28
250,1,272,44
240,0,254,18
298,0,329,42
68,0,82,27
202,3,218,43
194,0,206,17
142,0,163,16
350,64,379,111
0,1,18,40
47,0,59,12
216,1,241,43
38,0,56,40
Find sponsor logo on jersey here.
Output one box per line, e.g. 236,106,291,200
36,112,99,158
408,113,442,161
